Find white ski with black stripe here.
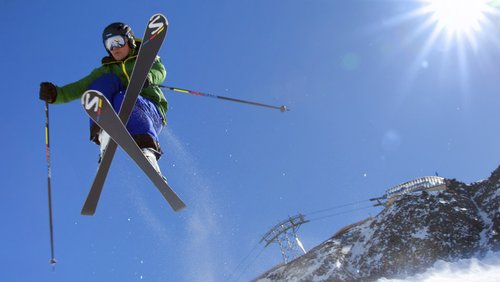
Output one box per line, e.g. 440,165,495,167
82,13,169,215
82,90,186,212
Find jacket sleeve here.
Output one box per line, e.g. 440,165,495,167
147,56,166,86
54,67,107,104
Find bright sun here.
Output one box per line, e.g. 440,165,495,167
375,0,499,97
423,0,490,34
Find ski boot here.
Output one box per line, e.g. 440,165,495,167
98,131,111,164
141,147,162,175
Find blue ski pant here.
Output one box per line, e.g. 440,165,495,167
88,73,164,143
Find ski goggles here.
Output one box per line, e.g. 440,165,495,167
104,35,126,51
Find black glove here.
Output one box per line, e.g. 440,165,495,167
39,82,58,103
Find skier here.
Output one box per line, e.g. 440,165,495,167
39,22,167,173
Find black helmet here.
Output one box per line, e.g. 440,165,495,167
102,22,136,53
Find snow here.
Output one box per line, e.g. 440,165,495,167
493,189,500,198
378,251,500,282
412,227,429,240
341,245,352,254
348,221,375,258
453,206,468,212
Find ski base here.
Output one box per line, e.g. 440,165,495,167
82,90,186,212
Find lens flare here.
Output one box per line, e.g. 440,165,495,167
424,0,489,34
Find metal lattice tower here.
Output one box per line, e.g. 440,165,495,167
260,214,309,264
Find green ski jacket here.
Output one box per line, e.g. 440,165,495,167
54,43,167,123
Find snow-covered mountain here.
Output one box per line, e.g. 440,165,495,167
254,166,500,281
379,251,500,282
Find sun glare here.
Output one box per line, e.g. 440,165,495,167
424,0,489,34
375,0,499,107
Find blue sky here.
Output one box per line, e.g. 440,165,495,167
1,0,500,281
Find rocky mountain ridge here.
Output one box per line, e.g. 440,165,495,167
254,166,500,281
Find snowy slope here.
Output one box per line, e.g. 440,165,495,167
254,166,500,281
379,251,500,282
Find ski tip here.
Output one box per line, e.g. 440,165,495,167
174,204,187,212
149,13,168,30
151,13,168,23
80,208,96,216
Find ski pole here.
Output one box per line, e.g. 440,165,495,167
159,85,290,112
45,102,57,270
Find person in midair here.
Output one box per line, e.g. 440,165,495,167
39,22,167,173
